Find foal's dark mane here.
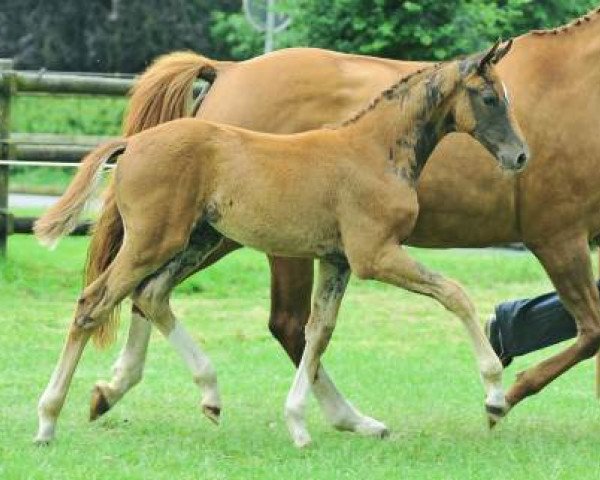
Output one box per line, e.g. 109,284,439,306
338,62,443,128
530,5,600,36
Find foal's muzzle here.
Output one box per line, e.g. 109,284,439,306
499,145,530,172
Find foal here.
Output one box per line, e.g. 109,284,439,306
34,41,528,446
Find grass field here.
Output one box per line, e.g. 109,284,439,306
1,236,599,479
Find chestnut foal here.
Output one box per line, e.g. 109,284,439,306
34,42,528,446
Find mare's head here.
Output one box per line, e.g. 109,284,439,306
450,40,529,171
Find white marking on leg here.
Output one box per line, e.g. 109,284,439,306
167,321,221,420
94,310,151,408
312,365,389,437
36,328,90,443
285,354,313,447
284,259,351,447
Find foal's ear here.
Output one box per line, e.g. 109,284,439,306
492,39,513,65
477,40,501,74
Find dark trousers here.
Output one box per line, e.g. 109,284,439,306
488,280,600,362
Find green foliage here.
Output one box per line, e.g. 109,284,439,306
12,95,126,135
212,0,599,60
0,0,239,72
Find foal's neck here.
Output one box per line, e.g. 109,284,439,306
345,63,460,183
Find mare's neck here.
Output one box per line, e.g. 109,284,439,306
344,63,459,183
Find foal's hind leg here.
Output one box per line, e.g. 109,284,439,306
133,288,222,424
36,247,172,444
89,307,151,420
89,233,235,420
36,324,91,444
347,241,507,425
285,258,351,447
37,219,193,443
90,223,224,422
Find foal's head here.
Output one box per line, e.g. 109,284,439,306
450,40,529,171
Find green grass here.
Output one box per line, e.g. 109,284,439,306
9,94,126,193
9,167,78,195
12,95,126,136
1,237,599,479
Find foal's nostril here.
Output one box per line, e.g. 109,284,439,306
516,153,527,168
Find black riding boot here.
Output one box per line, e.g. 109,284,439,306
486,280,600,367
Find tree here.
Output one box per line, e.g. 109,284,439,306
211,0,599,61
0,0,238,72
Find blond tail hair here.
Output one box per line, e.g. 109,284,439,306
34,140,127,249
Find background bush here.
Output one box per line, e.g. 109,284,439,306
1,0,598,70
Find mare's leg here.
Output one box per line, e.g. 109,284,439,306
269,255,388,437
89,236,240,420
506,235,600,406
285,258,350,447
347,241,507,424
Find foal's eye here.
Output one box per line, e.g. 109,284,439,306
483,95,498,107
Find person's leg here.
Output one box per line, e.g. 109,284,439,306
487,279,600,366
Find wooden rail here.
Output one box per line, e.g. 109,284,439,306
0,59,207,255
0,59,139,255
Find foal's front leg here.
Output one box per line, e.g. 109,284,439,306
268,256,388,438
285,258,351,447
348,241,507,425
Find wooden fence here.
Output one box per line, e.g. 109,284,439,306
0,58,137,255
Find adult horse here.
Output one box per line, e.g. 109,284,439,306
89,10,600,427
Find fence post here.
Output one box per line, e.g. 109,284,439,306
0,58,14,255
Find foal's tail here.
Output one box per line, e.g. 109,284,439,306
33,140,127,248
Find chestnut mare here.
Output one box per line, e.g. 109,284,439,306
35,45,527,445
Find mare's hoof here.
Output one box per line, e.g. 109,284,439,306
90,385,112,421
202,405,221,425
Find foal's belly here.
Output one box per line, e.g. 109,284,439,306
206,194,341,258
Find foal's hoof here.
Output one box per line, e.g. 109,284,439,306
485,403,510,429
202,404,221,425
33,429,55,446
336,416,390,439
90,385,112,421
33,436,53,447
291,429,312,448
